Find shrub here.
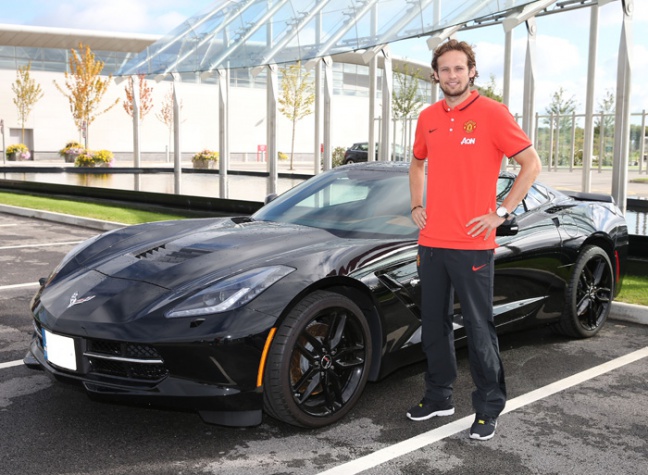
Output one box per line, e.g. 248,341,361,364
192,149,219,162
6,143,31,160
74,149,114,167
332,146,346,167
59,141,85,158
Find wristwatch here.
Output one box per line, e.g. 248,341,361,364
495,206,509,219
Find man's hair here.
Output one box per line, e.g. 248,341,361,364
431,39,479,86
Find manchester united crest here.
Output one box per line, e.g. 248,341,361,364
464,120,477,133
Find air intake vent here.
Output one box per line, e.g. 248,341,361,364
135,245,209,263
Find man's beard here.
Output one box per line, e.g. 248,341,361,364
440,81,471,99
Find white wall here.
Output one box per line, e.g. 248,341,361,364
1,68,374,161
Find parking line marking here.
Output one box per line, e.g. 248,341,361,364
0,240,83,251
0,282,40,291
316,346,648,475
0,224,19,227
0,360,25,370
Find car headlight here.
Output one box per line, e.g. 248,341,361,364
165,265,295,318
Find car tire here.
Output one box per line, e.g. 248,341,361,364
554,245,613,338
263,290,372,428
345,158,355,164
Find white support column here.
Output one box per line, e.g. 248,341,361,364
322,56,333,171
380,46,392,162
611,0,634,214
503,30,512,108
313,60,322,174
368,5,378,163
313,11,323,174
266,64,279,196
218,68,230,199
131,77,141,191
582,4,601,193
172,77,182,195
368,56,377,161
521,18,537,143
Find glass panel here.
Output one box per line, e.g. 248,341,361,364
117,0,538,76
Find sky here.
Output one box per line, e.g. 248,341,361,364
2,0,646,116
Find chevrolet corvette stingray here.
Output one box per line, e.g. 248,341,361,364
25,162,628,428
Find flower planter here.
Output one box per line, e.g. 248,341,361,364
76,161,113,168
192,160,217,169
7,153,17,161
64,153,77,163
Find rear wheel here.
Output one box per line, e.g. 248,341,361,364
263,291,372,428
554,245,613,338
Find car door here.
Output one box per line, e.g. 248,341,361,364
491,180,569,328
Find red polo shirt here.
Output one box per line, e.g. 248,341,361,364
413,90,532,250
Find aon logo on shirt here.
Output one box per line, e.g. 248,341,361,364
460,137,476,145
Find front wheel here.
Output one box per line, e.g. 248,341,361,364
554,245,613,338
263,291,372,428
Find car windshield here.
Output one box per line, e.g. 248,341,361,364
253,165,419,239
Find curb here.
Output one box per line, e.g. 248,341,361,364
610,302,648,326
0,204,124,231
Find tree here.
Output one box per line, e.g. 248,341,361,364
392,64,425,118
544,87,578,167
11,62,44,142
476,74,503,103
595,89,615,166
156,85,183,155
54,43,119,148
123,74,154,122
278,61,315,170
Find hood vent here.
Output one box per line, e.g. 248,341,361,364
134,244,210,263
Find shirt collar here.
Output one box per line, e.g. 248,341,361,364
442,89,480,112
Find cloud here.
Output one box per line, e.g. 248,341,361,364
27,0,200,34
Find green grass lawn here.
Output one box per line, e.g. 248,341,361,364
618,274,648,306
1,190,646,306
0,191,192,224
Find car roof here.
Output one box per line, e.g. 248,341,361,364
339,161,410,172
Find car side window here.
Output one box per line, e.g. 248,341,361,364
497,178,553,215
497,176,524,215
496,177,514,201
523,185,550,211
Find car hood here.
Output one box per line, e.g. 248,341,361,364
81,218,344,288
35,218,356,328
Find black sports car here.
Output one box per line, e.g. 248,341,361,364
25,162,628,428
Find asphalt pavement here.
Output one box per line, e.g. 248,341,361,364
1,162,647,474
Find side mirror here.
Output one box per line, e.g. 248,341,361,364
496,217,519,236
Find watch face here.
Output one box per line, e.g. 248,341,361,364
497,207,508,218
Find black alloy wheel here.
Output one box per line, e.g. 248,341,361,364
556,245,613,338
263,290,372,428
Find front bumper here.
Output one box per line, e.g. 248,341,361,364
24,323,265,427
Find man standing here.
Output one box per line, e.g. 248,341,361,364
408,39,541,440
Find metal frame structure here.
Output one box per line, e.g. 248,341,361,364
115,0,633,211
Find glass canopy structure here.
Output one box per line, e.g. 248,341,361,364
117,0,540,77
114,0,634,212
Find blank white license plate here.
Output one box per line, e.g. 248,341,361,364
43,329,77,371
